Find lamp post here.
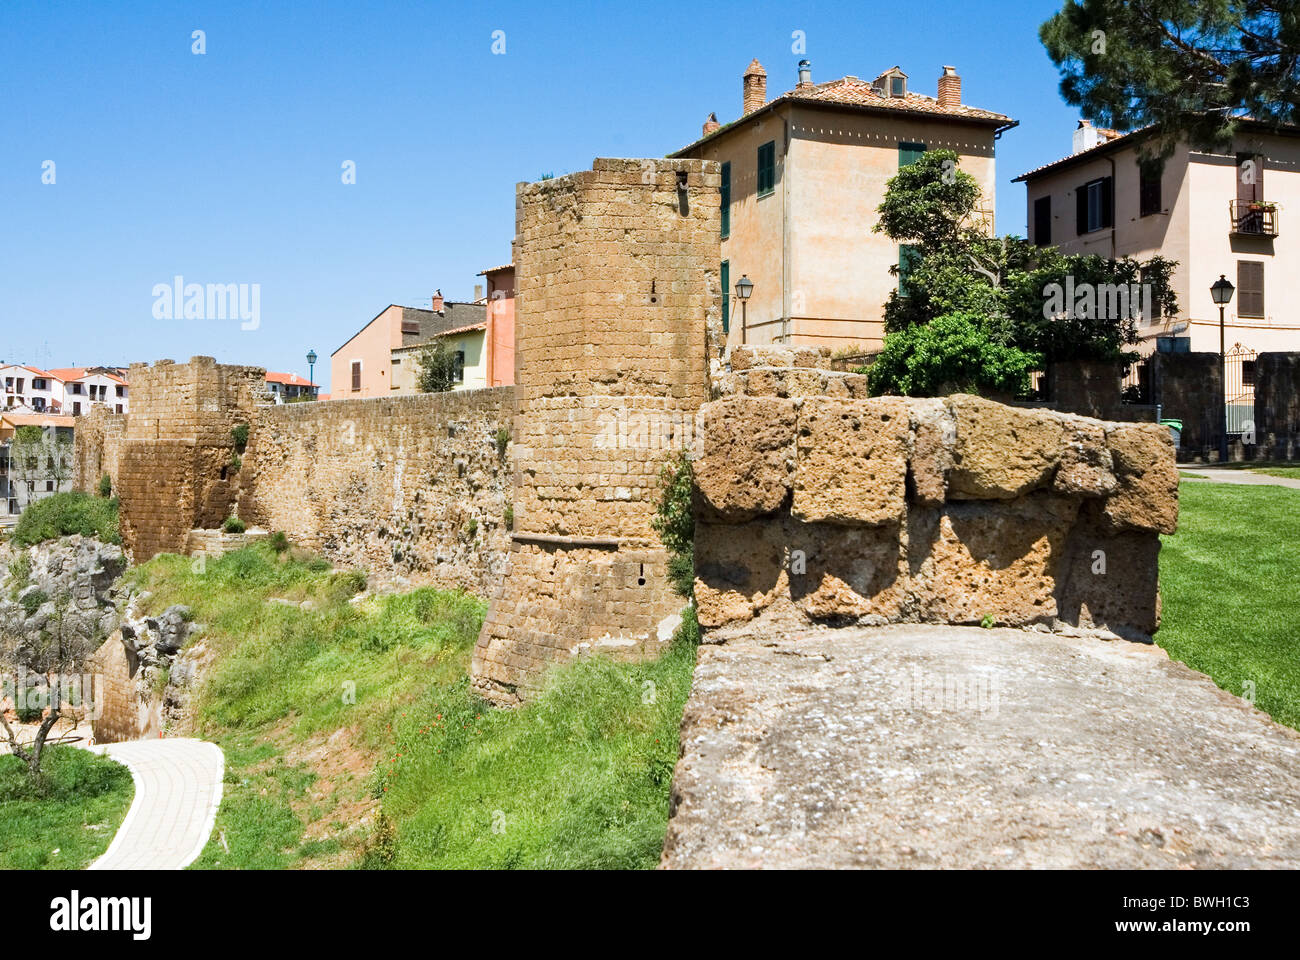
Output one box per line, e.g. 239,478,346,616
1210,275,1234,462
306,349,318,400
735,274,753,344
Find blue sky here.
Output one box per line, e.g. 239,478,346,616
0,0,1080,392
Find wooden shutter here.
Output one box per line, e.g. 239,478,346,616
720,260,730,334
898,142,926,168
720,162,731,238
1237,261,1264,318
351,362,361,391
1033,196,1051,246
1237,153,1262,203
757,142,775,196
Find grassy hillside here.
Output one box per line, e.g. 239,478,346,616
127,544,696,869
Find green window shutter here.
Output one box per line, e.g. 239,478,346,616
720,161,731,238
899,245,921,297
721,260,730,334
899,141,926,168
757,141,775,197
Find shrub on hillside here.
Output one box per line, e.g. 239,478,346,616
11,493,121,547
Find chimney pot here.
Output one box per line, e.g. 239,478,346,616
797,59,812,89
937,65,960,109
1072,119,1102,155
703,112,720,136
742,58,767,115
432,289,444,314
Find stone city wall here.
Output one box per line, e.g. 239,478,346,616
471,158,721,704
238,388,515,594
109,357,264,560
71,405,128,495
692,393,1177,640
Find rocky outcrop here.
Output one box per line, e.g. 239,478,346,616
692,394,1177,640
88,594,209,742
0,536,129,673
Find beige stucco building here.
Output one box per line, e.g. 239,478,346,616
672,59,1015,354
330,295,485,398
1015,119,1300,355
391,321,491,394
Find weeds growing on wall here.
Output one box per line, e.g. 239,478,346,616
651,450,694,597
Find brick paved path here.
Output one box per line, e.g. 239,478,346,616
88,738,224,870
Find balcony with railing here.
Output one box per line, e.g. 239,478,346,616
1230,199,1279,237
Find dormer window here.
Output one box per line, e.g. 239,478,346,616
874,67,908,98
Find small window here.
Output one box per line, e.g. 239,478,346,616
721,260,730,335
1139,159,1162,217
454,351,465,383
351,361,362,391
757,141,775,197
898,142,926,168
890,75,905,97
1033,196,1051,246
1237,261,1265,318
720,161,731,238
1076,177,1113,234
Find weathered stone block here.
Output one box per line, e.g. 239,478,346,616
948,395,1065,500
693,397,795,522
1053,418,1117,497
1104,422,1179,534
793,397,909,526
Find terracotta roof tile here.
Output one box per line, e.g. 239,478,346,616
781,75,1012,122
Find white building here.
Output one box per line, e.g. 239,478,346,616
0,364,62,413
49,367,129,414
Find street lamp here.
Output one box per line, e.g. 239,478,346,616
306,349,318,400
734,274,753,344
1210,275,1234,462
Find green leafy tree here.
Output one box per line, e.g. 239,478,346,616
867,311,1041,398
874,149,1178,366
10,425,72,509
415,340,458,393
1040,0,1300,150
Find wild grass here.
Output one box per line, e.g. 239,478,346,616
0,747,133,869
127,543,697,869
11,492,120,547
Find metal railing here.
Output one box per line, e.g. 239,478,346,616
1224,344,1257,435
1229,199,1279,237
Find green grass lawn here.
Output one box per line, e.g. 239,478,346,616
1250,466,1300,480
0,746,133,869
1159,481,1300,728
127,543,696,869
